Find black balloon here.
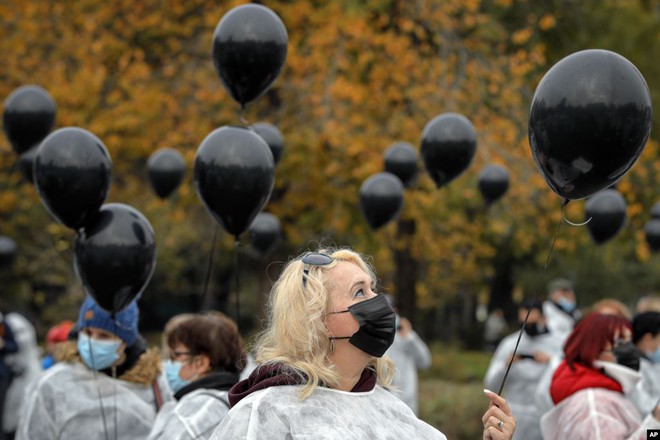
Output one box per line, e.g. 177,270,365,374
3,85,56,154
384,142,418,187
212,4,288,106
147,148,186,199
251,122,284,165
585,189,627,245
18,145,38,183
644,219,660,252
529,50,652,200
421,113,477,188
478,165,510,205
34,127,112,230
194,126,275,238
249,212,282,255
651,202,660,220
359,172,404,230
0,236,17,268
74,203,156,313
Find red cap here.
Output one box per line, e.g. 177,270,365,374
46,320,74,344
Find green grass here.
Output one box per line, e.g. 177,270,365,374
417,344,493,439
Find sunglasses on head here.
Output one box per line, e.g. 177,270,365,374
301,252,334,288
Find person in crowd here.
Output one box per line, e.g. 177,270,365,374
211,248,516,440
161,313,194,361
0,313,17,440
540,312,660,439
3,312,42,439
148,311,245,439
636,294,660,313
590,298,632,320
484,298,563,440
17,296,170,440
542,278,581,337
41,320,74,369
484,308,508,352
630,311,660,416
383,294,431,416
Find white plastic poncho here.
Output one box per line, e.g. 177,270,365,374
540,387,660,439
542,301,577,338
3,312,43,433
630,357,660,415
484,330,564,440
148,389,230,440
384,330,431,415
210,385,447,440
16,362,160,440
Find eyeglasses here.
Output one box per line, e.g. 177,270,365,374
301,252,334,288
169,351,197,361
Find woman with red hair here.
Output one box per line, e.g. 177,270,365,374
540,313,660,439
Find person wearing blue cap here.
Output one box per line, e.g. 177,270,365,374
16,296,170,440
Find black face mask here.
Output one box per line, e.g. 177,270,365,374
612,342,641,371
329,294,396,358
520,322,546,337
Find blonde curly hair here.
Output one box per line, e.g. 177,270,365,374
253,247,394,399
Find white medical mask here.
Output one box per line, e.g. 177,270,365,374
593,360,641,395
77,333,122,371
165,360,192,393
557,298,576,313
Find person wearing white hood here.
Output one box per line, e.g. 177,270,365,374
630,311,660,417
542,278,581,339
2,312,42,438
540,312,660,439
484,298,564,440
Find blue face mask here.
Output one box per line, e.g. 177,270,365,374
165,360,192,393
77,333,122,371
557,297,576,313
648,345,660,363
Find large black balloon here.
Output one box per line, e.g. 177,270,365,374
194,126,275,238
74,203,156,313
478,165,510,205
0,236,17,268
421,113,477,188
529,50,652,200
359,172,404,230
147,148,186,199
585,189,627,245
251,122,284,165
212,4,288,106
34,127,112,230
249,212,282,255
651,202,660,220
3,85,56,154
644,219,660,252
18,145,38,183
384,142,418,187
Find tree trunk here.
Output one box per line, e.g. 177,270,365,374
394,218,418,325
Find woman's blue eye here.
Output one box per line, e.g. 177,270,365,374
354,289,365,297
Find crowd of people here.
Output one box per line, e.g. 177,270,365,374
0,248,658,439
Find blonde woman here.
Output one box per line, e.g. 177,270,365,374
210,248,516,440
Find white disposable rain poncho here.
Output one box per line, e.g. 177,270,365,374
484,330,564,440
540,387,660,439
239,353,258,381
3,312,43,433
209,385,447,440
148,389,230,440
16,352,167,440
542,301,577,338
630,357,660,415
384,330,431,415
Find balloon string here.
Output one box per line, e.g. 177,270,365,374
87,319,111,440
562,198,592,226
200,224,220,311
498,211,563,395
233,239,241,333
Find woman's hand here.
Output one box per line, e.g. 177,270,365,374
482,389,516,440
653,404,660,421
